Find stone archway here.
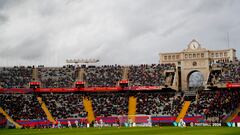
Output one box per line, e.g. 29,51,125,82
181,68,209,91
187,70,204,91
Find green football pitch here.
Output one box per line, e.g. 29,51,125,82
1,127,240,135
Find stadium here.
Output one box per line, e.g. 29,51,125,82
0,39,240,135
1,1,240,135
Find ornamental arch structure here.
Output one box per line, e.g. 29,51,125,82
159,39,236,91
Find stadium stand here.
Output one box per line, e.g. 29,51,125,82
136,92,182,116
41,93,87,119
208,61,240,85
0,66,33,88
0,111,7,127
0,113,6,127
85,65,123,87
0,90,240,127
0,113,4,120
38,65,77,88
185,89,240,122
0,94,46,120
0,107,22,128
0,62,240,128
89,92,128,117
128,64,175,86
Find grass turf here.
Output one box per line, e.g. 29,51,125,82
0,127,240,135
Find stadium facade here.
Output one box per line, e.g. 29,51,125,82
159,39,237,90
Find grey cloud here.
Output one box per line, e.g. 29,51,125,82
0,0,13,9
0,35,49,60
0,14,7,24
0,0,25,10
193,0,234,13
0,0,239,66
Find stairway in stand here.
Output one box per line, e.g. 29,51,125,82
37,97,56,124
0,107,22,128
224,104,240,122
175,101,191,122
83,97,95,123
128,96,137,121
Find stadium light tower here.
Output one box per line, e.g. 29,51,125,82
66,58,100,65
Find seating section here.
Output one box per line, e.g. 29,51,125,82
89,93,128,116
186,90,240,122
38,65,77,88
0,94,45,120
208,62,240,84
128,64,175,86
85,65,123,87
0,113,4,119
0,89,239,123
0,64,177,88
0,113,6,123
0,63,239,124
0,67,32,88
136,92,182,116
42,94,87,119
1,62,239,88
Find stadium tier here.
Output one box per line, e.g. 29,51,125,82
85,65,123,87
0,94,46,120
0,62,239,89
0,66,33,88
89,92,129,116
41,94,87,119
38,65,77,88
0,64,176,89
208,62,240,85
0,63,240,128
128,64,175,86
0,90,240,128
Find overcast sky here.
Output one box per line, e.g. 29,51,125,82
0,0,239,66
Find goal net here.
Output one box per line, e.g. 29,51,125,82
117,115,152,127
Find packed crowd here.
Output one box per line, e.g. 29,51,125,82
0,89,239,123
1,62,239,88
0,64,177,88
136,92,183,116
128,64,175,86
38,65,77,88
85,65,123,87
42,93,87,119
89,93,128,116
136,89,240,122
208,62,240,84
0,94,45,120
0,66,32,88
0,114,4,119
186,89,240,122
0,113,6,127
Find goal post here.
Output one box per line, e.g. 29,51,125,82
117,115,152,127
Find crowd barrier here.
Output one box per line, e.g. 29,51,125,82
0,86,163,93
0,118,7,127
0,82,239,93
1,116,240,128
10,116,207,127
